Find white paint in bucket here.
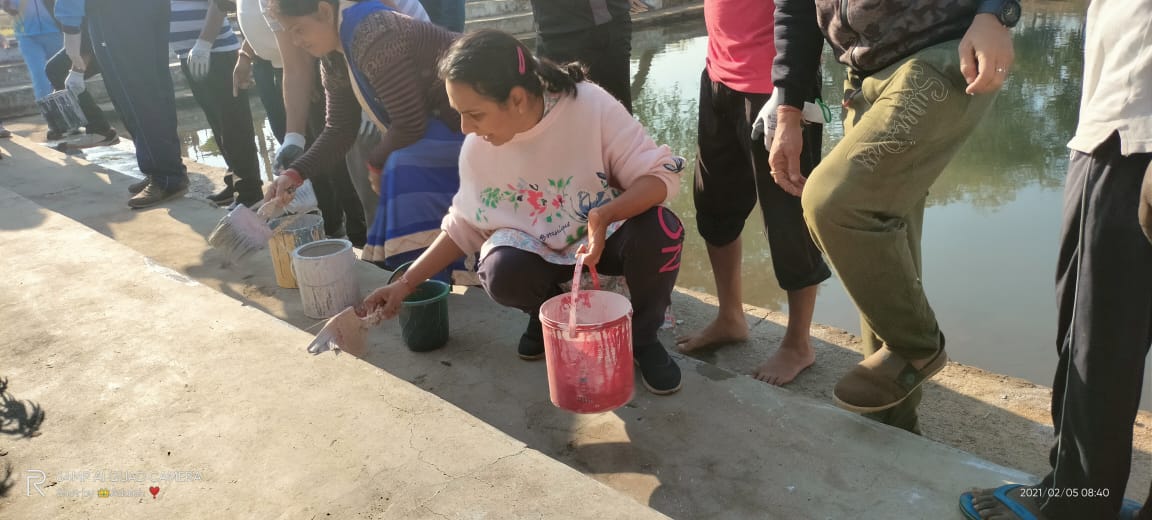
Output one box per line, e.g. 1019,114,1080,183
291,239,359,319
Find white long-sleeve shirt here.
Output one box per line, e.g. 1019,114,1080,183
1067,0,1152,156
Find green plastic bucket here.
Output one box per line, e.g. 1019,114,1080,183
399,279,451,352
387,261,413,285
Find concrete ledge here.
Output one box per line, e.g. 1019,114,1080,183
0,184,667,518
0,5,708,119
0,62,189,120
465,0,531,19
0,135,1040,518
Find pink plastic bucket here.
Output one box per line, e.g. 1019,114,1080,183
538,262,634,414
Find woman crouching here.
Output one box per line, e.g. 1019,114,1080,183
364,29,687,395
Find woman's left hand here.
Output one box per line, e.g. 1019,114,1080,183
577,208,610,267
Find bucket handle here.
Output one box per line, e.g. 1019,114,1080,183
566,254,599,338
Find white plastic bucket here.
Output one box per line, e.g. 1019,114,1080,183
291,239,359,319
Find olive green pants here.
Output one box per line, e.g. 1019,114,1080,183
802,40,996,432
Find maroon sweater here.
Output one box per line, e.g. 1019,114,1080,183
290,10,460,179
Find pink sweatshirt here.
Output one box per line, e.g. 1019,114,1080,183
441,82,685,255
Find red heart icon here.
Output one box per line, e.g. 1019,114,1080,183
149,486,159,498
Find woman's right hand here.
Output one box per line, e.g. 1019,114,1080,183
233,55,254,97
363,280,414,320
264,169,303,206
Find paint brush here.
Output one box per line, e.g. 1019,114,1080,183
207,200,286,260
306,306,384,357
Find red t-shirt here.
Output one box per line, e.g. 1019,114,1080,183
704,0,777,95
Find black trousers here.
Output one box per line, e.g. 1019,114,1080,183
252,57,286,144
86,0,186,188
535,21,633,114
477,206,684,347
693,70,830,291
181,51,262,200
221,57,286,199
1039,133,1152,519
44,32,112,134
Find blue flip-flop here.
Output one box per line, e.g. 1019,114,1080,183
959,484,1038,520
961,486,1143,520
1120,498,1143,520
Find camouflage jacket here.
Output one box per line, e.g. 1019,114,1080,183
773,0,984,108
823,0,980,72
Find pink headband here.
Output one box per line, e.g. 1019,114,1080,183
516,46,526,75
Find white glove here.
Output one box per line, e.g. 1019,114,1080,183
273,132,307,172
750,87,786,149
65,69,87,95
186,39,213,81
750,87,830,150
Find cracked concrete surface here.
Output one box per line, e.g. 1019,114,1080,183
0,136,1042,518
0,183,664,516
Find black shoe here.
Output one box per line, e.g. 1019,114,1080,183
518,314,545,361
128,177,151,194
633,342,682,395
325,223,347,241
47,128,81,141
84,128,119,147
208,187,236,207
128,180,188,209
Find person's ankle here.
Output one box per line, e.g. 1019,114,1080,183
717,309,747,324
779,332,813,350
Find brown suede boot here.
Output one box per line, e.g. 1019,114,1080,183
833,344,947,414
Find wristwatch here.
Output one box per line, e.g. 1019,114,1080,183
978,0,1021,28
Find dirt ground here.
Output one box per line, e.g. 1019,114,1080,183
669,289,1152,503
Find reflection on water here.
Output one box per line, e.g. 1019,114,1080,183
176,96,279,180
627,2,1150,409
179,1,1148,409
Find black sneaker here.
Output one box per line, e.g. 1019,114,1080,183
128,177,151,194
128,180,188,209
518,314,545,361
84,128,119,147
234,192,263,209
208,187,236,207
47,128,81,141
633,342,682,395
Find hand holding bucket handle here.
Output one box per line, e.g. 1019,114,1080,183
255,197,288,220
264,169,303,207
566,254,600,339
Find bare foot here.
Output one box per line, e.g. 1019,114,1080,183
676,315,748,353
967,485,1047,519
753,339,815,386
